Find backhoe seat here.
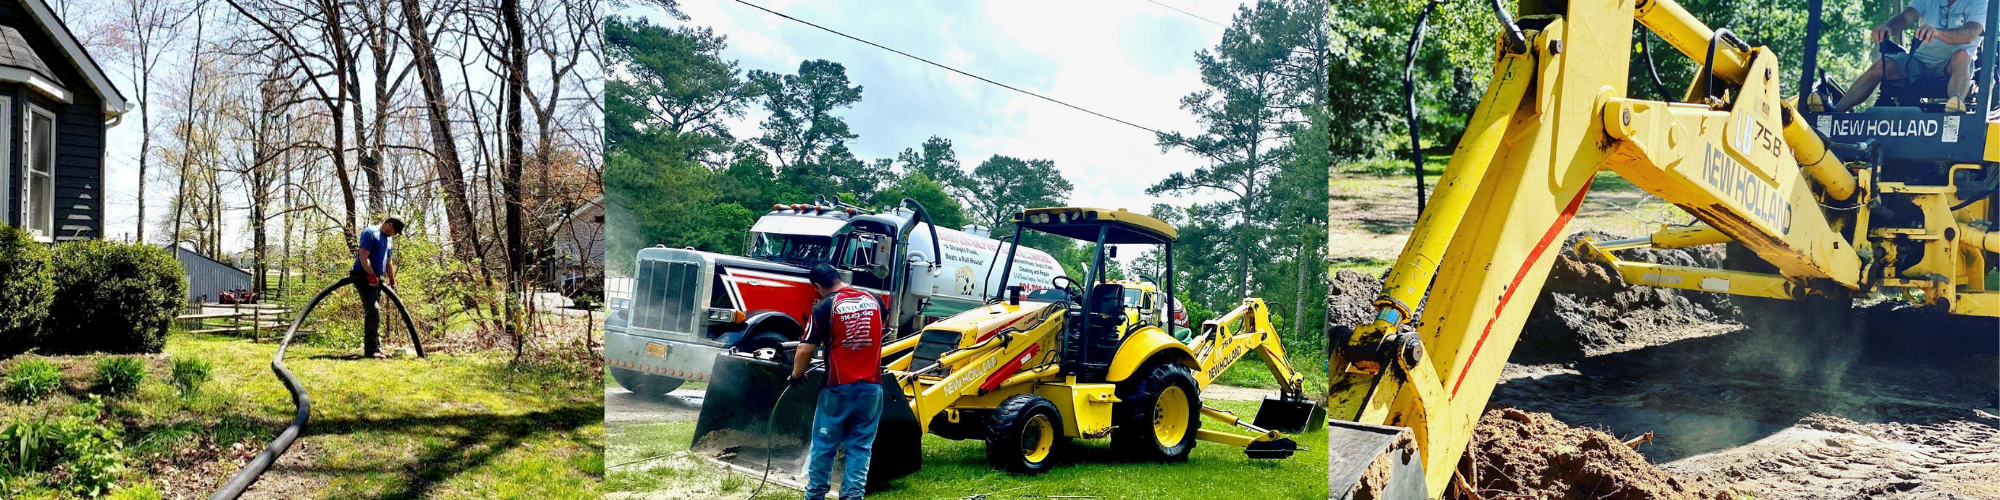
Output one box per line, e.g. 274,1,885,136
1075,283,1127,377
1875,40,1984,110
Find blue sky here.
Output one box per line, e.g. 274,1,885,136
647,0,1242,216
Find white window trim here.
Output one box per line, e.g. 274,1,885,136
0,96,9,232
24,104,52,242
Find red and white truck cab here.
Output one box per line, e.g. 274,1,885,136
606,200,1060,397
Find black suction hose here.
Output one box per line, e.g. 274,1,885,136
1404,0,1442,215
210,277,424,500
751,360,821,499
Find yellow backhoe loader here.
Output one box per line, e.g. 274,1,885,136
1326,0,1998,498
697,207,1324,490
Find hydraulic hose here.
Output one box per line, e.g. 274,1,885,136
1404,0,1442,214
209,277,423,500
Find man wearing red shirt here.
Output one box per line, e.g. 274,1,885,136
787,263,884,499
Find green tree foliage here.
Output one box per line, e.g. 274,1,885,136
968,155,1075,238
751,59,865,170
873,172,967,229
1152,0,1320,301
899,136,972,195
603,15,757,163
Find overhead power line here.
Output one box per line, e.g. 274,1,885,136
727,0,1168,137
1140,0,1226,28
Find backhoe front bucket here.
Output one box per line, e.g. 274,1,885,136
1327,421,1426,500
1251,397,1326,435
692,354,922,490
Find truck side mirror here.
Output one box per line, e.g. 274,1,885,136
871,263,891,279
1109,246,1118,258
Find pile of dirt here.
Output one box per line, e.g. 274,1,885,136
1452,408,1733,500
1515,232,1739,361
1326,269,1389,329
1325,232,1737,362
1665,412,2000,500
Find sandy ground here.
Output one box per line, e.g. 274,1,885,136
606,386,705,422
1328,172,2000,499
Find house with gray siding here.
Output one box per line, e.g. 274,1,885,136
0,0,127,242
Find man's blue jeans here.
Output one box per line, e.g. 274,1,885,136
803,382,882,500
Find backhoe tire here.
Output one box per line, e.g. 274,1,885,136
1111,362,1200,462
984,394,1065,474
609,367,684,399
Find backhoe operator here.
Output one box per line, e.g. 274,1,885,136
1834,0,1987,112
786,263,885,500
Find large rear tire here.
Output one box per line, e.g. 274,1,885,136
609,367,685,399
985,394,1065,474
1111,362,1200,462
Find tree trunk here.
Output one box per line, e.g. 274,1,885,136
501,0,530,360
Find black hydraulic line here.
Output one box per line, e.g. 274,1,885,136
1799,0,1823,110
210,277,424,500
1702,28,1730,104
1490,0,1528,55
1405,0,1441,215
1639,28,1674,102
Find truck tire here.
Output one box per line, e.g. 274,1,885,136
609,367,685,399
1111,362,1200,462
984,394,1065,474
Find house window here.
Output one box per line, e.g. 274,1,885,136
23,105,51,241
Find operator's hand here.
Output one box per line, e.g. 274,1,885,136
367,274,381,288
786,373,807,386
1871,25,1891,43
387,275,397,287
1914,26,1936,42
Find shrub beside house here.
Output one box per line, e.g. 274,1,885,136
0,225,185,355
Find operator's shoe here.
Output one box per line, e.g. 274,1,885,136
1945,96,1967,113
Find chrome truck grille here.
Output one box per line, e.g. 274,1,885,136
631,253,704,335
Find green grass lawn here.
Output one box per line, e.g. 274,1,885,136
606,398,1327,500
3,333,603,499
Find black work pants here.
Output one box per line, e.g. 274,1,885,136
349,269,382,355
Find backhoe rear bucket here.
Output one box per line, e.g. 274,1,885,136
692,354,922,490
1327,421,1426,500
1251,397,1326,435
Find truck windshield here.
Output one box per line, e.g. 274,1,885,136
1122,289,1146,308
749,232,834,264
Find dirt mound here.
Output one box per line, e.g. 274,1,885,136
1326,270,1387,329
1666,412,2000,500
1453,408,1733,500
1515,232,1738,361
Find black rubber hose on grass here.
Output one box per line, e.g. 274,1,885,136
209,278,424,500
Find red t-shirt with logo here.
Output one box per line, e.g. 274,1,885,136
802,285,883,386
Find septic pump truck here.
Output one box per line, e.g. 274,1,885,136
694,207,1323,489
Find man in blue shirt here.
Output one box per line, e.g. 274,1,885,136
1834,0,1988,112
350,216,404,358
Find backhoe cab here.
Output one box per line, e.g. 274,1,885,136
694,207,1323,491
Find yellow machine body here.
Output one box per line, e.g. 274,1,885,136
1327,0,1998,497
